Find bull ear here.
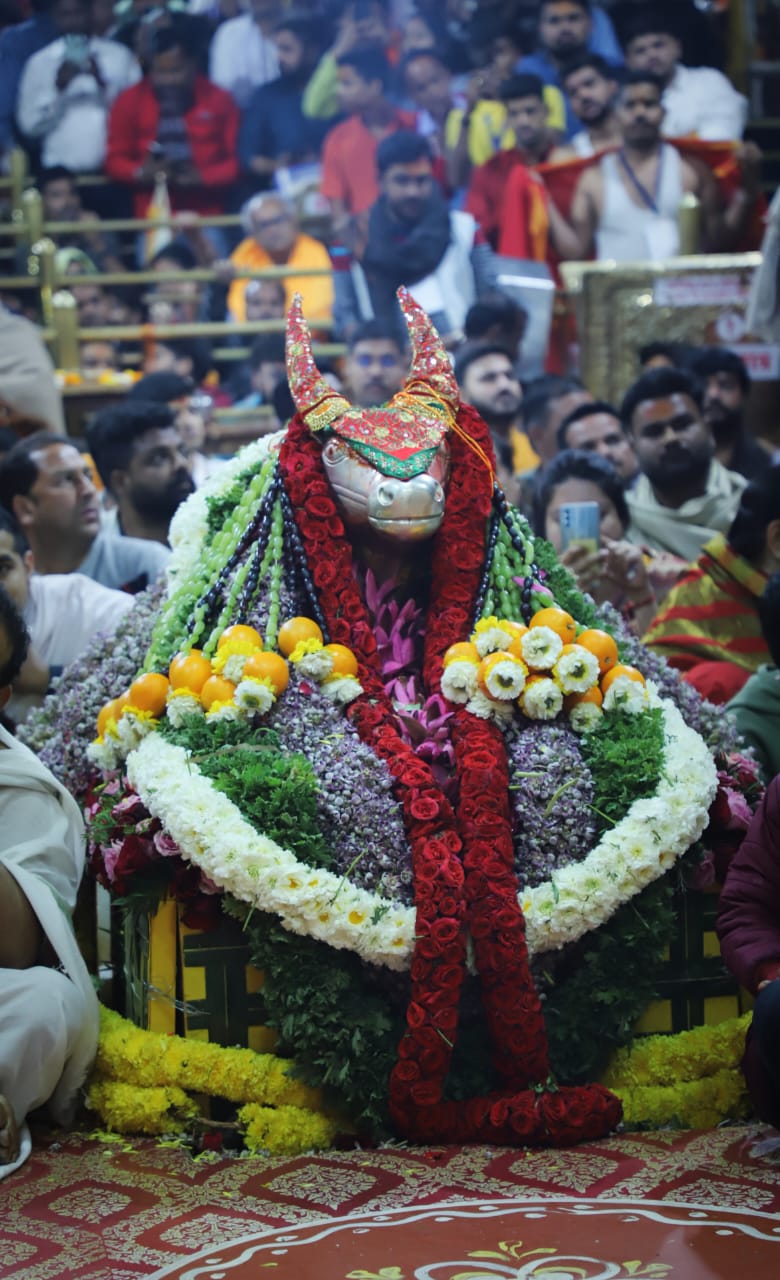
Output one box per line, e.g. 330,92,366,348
286,293,350,426
397,287,460,410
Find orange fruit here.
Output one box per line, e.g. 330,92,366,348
478,651,525,700
576,628,619,675
200,674,237,709
242,650,290,695
128,672,170,717
564,685,603,711
503,620,528,640
217,624,263,650
168,649,213,693
324,643,359,678
600,664,646,694
443,641,480,667
529,606,577,642
97,699,119,737
114,691,130,717
277,616,324,656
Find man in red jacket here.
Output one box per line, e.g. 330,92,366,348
106,18,240,219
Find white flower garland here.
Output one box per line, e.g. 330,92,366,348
166,432,283,587
126,683,717,966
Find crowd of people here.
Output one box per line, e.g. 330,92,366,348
2,0,780,1172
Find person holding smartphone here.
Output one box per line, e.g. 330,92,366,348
16,0,141,172
532,448,658,635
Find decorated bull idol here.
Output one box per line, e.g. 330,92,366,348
61,290,754,1148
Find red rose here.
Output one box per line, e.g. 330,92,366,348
410,1081,444,1107
394,1060,421,1084
308,495,338,519
432,963,462,992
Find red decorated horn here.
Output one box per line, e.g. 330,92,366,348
397,286,460,410
286,293,350,429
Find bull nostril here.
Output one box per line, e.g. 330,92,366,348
376,483,396,507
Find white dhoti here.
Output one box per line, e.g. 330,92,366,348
0,724,99,1178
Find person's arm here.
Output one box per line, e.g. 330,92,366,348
16,49,76,139
105,87,147,183
545,167,597,260
717,780,780,991
695,70,748,142
693,145,762,252
302,51,341,119
185,95,241,187
471,237,498,296
444,77,486,191
238,89,278,176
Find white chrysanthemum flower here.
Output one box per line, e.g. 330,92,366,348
520,626,563,671
520,677,563,721
235,679,276,714
603,677,649,714
87,736,121,771
223,653,250,684
166,690,204,727
553,644,600,694
482,654,528,701
116,709,157,753
321,675,363,705
441,659,480,704
296,649,335,680
466,689,514,723
473,624,517,657
569,700,604,734
205,699,241,722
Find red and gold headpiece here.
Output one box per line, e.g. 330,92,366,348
285,287,460,480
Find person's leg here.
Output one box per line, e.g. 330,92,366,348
745,981,780,1127
0,966,85,1161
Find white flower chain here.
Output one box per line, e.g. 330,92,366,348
126,683,717,967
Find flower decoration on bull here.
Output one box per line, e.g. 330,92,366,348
76,287,752,1151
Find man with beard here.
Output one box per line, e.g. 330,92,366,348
464,74,575,250
689,347,772,481
454,341,536,496
561,54,621,156
548,72,761,262
343,322,408,409
623,12,746,142
621,367,746,562
0,433,170,592
517,0,623,139
557,399,639,484
239,15,330,184
85,402,195,546
349,131,496,342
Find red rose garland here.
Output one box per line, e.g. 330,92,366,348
278,411,621,1145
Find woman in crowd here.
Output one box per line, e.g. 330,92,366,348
532,449,657,635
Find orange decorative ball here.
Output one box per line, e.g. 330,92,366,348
242,651,290,695
276,616,324,656
564,685,604,711
200,675,237,709
529,606,577,642
128,672,170,717
443,641,480,667
600,664,646,694
324,643,359,678
97,699,118,737
217,624,263,650
168,649,213,693
576,628,619,675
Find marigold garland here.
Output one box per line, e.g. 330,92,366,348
87,1080,198,1135
602,1014,752,1128
96,1005,322,1109
237,1103,340,1155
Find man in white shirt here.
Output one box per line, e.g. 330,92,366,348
0,507,133,725
16,0,141,171
209,0,281,110
0,433,170,593
0,586,98,1176
623,15,747,142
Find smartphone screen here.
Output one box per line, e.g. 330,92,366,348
559,501,600,553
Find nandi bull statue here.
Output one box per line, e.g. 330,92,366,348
71,289,734,1148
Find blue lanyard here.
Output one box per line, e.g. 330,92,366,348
617,147,664,214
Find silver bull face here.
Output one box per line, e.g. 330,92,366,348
322,438,450,543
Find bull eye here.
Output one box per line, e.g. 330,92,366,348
324,439,349,463
376,482,396,507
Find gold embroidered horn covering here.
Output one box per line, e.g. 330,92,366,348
285,290,459,479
